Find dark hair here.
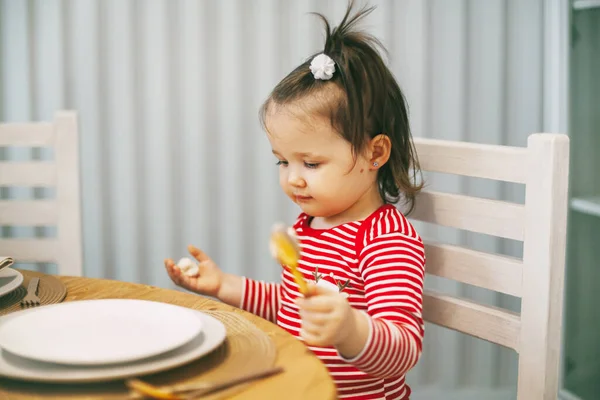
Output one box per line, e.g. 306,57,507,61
260,0,423,214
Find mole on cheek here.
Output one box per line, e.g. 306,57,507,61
360,168,364,173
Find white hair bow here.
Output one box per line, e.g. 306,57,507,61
309,53,336,80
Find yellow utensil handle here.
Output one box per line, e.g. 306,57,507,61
288,264,308,295
270,230,307,295
126,378,182,400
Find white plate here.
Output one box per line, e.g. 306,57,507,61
0,308,226,383
0,268,24,298
0,299,203,365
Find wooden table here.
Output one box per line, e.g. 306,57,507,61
0,272,337,400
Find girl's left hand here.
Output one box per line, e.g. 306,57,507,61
295,284,361,349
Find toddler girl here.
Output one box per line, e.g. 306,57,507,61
165,1,425,398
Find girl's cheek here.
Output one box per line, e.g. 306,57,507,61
279,171,287,187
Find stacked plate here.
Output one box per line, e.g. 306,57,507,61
0,298,227,383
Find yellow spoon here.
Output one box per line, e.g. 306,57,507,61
127,378,182,399
270,225,308,295
126,367,284,399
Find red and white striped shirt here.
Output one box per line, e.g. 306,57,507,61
241,204,426,399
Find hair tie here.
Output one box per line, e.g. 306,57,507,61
309,53,336,80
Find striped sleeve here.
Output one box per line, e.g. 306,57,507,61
340,231,425,378
239,277,282,323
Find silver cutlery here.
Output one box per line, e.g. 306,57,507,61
20,277,41,307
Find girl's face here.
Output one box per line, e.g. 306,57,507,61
265,103,383,228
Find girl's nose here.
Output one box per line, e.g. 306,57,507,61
288,173,306,188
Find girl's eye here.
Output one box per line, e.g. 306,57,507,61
304,162,319,169
276,160,288,166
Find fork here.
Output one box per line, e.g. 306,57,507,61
20,277,41,307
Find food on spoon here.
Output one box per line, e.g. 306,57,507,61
270,224,308,295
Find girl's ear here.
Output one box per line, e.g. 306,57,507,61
368,134,391,169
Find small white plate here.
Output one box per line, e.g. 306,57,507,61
0,309,226,383
0,299,203,365
0,268,24,298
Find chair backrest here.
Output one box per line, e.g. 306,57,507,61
0,111,83,276
412,133,569,399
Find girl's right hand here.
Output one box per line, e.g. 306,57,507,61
164,245,223,297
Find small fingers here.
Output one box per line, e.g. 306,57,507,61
164,259,177,275
300,329,329,347
165,259,185,283
301,319,326,337
188,245,210,263
299,310,329,326
296,295,335,312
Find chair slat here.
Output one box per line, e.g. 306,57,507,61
0,239,58,263
0,122,54,146
423,290,521,351
424,242,523,297
0,200,59,225
0,162,56,186
414,137,528,183
53,111,83,276
411,191,525,241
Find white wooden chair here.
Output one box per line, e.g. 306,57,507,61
411,133,569,399
0,111,83,276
